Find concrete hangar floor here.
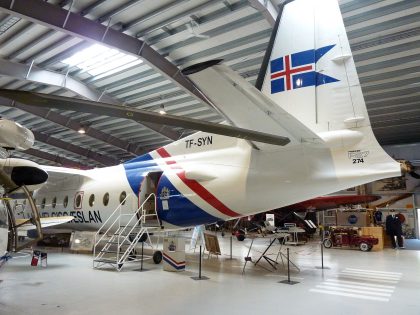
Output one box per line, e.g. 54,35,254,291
1,235,420,315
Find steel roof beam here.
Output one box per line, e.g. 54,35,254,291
79,0,108,16
134,0,217,38
32,130,119,166
247,0,277,26
124,0,189,33
22,148,93,169
0,58,181,140
0,96,149,157
97,0,145,23
0,0,211,110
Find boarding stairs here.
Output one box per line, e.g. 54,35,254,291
93,193,161,271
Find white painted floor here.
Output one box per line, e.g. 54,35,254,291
1,235,420,315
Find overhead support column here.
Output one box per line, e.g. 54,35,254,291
0,0,212,110
247,0,278,26
0,58,181,141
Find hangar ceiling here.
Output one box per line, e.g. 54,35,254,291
0,0,418,168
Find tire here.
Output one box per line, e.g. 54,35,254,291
236,234,245,241
359,242,370,252
323,238,333,248
138,233,148,243
153,251,162,264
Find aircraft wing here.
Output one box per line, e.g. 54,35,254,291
16,216,74,231
183,61,324,149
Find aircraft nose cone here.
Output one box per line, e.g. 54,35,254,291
11,166,48,186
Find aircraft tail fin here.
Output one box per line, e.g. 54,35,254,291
258,0,369,135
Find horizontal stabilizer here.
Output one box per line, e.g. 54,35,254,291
183,61,323,148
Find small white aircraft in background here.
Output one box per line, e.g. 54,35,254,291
0,0,401,239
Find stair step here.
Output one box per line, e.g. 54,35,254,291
93,258,118,264
106,241,131,245
100,250,120,253
142,224,161,228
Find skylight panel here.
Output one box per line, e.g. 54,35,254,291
62,44,142,77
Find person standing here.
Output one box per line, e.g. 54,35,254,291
385,209,404,249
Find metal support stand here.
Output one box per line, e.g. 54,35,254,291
242,238,254,274
136,241,149,272
279,248,299,285
229,236,233,260
191,245,209,280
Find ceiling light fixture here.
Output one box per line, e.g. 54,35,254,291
159,104,166,115
78,127,86,134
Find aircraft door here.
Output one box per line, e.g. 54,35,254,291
138,171,163,221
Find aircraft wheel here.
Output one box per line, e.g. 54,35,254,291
139,233,148,242
153,251,163,264
359,242,370,252
236,234,245,241
323,238,333,248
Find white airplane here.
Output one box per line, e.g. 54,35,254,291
1,0,401,235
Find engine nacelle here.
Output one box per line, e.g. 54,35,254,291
0,158,48,191
0,118,34,151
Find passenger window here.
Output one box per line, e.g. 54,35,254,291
119,191,127,205
52,197,57,208
63,196,68,208
103,192,109,206
75,193,83,209
89,194,95,207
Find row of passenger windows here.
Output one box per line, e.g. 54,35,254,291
35,191,127,209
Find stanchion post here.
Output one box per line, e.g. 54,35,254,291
230,236,233,260
191,244,209,280
316,226,329,270
287,248,290,282
141,241,144,271
279,246,299,285
199,245,202,278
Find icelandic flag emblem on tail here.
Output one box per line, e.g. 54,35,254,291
270,45,339,94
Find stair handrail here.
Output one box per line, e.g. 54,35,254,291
93,194,130,260
117,194,158,265
117,193,156,247
141,193,158,223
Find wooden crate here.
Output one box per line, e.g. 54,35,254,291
360,226,384,251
